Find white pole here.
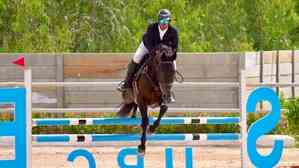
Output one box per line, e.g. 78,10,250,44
24,68,32,168
240,70,248,168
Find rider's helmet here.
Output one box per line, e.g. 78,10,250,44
158,9,171,24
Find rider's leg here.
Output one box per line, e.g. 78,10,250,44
117,42,148,91
121,60,139,89
133,42,149,64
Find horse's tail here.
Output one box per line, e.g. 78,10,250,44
117,102,137,118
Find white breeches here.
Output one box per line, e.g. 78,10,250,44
133,42,149,64
132,42,177,70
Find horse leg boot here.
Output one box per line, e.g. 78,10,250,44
138,104,149,155
117,60,140,92
149,105,168,134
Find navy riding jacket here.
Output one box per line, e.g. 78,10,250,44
142,22,178,60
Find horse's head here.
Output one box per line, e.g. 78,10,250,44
151,44,176,104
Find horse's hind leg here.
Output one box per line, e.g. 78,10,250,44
138,104,148,155
117,103,135,118
149,105,168,134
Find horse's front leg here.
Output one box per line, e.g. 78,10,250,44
131,105,137,118
149,104,168,134
138,104,148,155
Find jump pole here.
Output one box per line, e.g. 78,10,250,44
13,57,32,168
240,70,248,168
17,56,249,168
25,68,32,168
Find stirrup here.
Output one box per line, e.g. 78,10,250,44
117,81,126,92
117,81,132,92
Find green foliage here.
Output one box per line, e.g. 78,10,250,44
280,96,299,146
199,0,252,51
0,0,299,52
243,0,299,50
282,98,299,136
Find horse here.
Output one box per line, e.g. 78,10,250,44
117,44,176,155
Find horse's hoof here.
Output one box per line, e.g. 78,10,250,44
138,145,146,156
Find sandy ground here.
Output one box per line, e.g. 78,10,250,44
1,146,299,168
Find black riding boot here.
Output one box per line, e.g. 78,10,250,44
117,60,140,92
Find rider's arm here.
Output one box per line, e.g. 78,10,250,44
173,28,178,52
171,28,179,60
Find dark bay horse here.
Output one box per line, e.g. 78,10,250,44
117,44,176,155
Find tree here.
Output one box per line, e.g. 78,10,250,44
243,0,299,50
199,0,252,51
0,0,298,52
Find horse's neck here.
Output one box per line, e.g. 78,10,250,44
144,61,159,84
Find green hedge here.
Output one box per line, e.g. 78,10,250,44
281,96,299,146
32,112,240,134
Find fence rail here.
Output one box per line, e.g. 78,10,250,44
0,107,241,113
1,81,298,87
0,81,240,87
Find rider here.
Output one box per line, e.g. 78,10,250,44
117,9,178,102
